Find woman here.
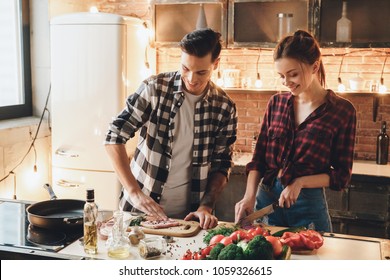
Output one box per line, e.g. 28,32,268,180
235,30,356,232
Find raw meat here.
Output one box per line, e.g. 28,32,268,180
140,218,181,229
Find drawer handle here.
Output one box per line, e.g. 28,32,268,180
56,179,83,188
331,214,358,220
55,149,79,158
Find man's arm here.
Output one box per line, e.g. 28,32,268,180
105,144,167,220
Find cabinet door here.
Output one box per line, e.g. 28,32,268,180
319,0,390,47
227,0,317,47
153,0,227,47
215,171,247,222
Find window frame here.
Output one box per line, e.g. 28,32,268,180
0,0,32,120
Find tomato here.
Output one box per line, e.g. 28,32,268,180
209,234,225,245
247,228,257,236
254,226,264,236
180,249,193,260
262,229,271,236
201,245,214,257
265,235,283,257
229,230,247,243
192,251,204,260
219,236,233,246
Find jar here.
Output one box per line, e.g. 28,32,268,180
106,210,131,259
277,13,293,41
138,237,167,259
128,226,145,245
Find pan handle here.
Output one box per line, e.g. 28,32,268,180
64,217,83,225
43,183,57,200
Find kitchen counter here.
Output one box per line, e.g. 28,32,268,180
232,153,390,178
58,224,390,260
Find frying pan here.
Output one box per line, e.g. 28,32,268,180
26,184,85,230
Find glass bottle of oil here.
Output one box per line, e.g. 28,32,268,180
107,210,130,259
376,121,389,165
83,188,98,254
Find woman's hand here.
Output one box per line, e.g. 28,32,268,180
278,178,303,208
234,196,256,224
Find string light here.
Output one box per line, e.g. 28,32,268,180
255,49,263,89
216,60,224,87
379,55,388,93
337,54,346,92
10,171,17,200
33,144,38,173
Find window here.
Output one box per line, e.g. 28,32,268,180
0,0,32,120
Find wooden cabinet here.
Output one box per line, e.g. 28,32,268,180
319,0,390,47
227,0,315,48
153,0,390,48
152,0,227,47
326,174,390,239
215,165,247,222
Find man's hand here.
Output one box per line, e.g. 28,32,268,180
128,189,167,221
184,206,218,229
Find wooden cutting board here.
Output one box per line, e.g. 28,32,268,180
134,219,201,237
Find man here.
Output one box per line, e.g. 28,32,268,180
105,28,237,229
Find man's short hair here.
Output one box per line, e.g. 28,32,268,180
179,28,222,62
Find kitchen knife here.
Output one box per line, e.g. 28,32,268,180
236,203,279,227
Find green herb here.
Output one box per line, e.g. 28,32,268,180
129,216,145,226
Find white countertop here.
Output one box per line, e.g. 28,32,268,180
233,153,390,178
59,226,389,260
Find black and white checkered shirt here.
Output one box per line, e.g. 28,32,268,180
105,71,237,212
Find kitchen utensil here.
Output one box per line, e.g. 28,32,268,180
135,219,201,237
236,203,279,227
26,184,85,230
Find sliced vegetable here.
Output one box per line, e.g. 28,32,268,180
272,226,306,237
280,229,324,250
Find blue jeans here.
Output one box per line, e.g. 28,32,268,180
255,178,332,232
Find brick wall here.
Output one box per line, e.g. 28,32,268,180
92,0,390,161
156,47,390,161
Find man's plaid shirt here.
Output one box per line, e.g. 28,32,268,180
105,71,238,211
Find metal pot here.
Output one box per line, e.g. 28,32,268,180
26,184,84,230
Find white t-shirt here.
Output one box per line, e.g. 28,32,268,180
159,90,204,218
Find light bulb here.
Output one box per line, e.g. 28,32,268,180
379,84,387,93
216,77,224,87
89,6,99,13
379,78,387,93
337,77,346,92
255,73,263,88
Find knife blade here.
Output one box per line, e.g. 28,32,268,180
236,202,279,227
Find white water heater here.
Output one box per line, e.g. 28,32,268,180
50,12,149,210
